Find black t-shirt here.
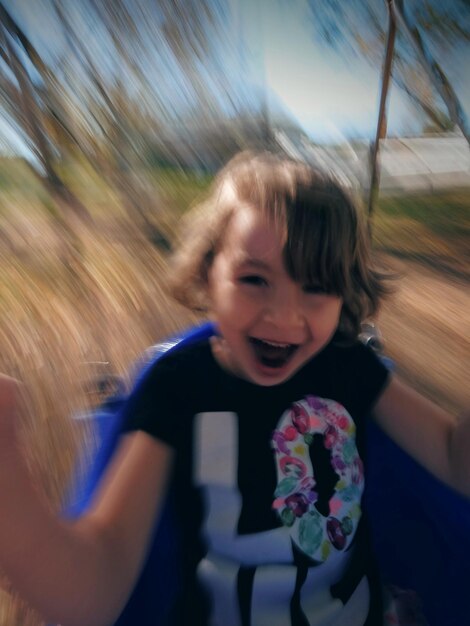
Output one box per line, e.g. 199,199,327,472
125,337,390,626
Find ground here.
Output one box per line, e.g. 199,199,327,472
378,255,469,414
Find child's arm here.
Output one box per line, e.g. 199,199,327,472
373,376,470,497
0,375,173,626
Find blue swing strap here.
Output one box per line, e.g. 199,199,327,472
65,321,215,517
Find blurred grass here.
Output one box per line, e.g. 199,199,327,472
373,189,470,279
0,159,468,624
153,167,212,216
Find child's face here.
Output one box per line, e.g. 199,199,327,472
207,205,342,386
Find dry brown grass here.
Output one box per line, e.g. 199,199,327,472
0,182,468,624
0,207,197,624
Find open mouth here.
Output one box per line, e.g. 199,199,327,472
249,337,299,369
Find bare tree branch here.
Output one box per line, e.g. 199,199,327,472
393,0,470,145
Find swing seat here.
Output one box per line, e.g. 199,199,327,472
64,322,470,626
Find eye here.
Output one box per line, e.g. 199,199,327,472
238,274,268,287
302,284,327,295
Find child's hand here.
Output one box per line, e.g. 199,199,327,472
0,374,22,444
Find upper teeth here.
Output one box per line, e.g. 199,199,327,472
261,340,291,348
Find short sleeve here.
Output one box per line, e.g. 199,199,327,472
334,341,391,419
122,353,188,448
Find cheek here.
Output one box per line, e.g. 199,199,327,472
308,299,342,334
333,298,343,321
207,268,243,323
329,299,343,326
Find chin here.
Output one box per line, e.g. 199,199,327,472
243,354,304,387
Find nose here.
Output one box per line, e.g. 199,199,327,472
262,283,306,334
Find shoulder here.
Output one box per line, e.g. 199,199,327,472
319,334,387,373
138,338,213,387
313,335,391,416
122,339,214,437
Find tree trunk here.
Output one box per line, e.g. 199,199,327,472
367,0,397,233
0,12,93,230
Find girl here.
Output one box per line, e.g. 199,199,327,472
0,151,468,626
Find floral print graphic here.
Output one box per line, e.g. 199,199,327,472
272,396,364,562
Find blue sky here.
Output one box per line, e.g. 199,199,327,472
263,20,410,140
1,0,470,158
242,0,470,142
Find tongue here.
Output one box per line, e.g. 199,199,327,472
251,339,292,368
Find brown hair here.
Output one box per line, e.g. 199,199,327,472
169,151,389,339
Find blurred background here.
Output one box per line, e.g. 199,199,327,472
0,1,469,623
